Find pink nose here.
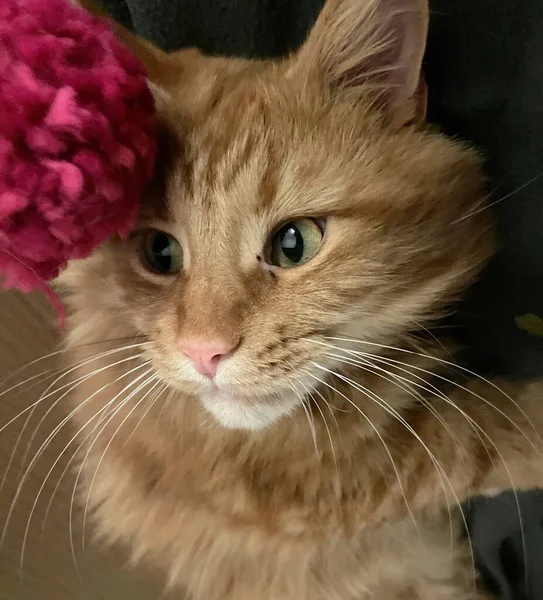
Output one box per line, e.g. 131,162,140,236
178,338,238,378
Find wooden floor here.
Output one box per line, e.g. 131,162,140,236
0,291,163,600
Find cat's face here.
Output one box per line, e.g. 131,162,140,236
62,0,493,431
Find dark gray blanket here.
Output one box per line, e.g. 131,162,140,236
98,1,543,597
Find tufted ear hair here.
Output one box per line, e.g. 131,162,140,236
76,0,175,89
292,0,429,127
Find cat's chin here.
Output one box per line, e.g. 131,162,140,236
199,387,300,431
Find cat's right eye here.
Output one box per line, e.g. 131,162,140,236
270,218,324,269
141,230,183,275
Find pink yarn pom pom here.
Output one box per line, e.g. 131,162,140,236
0,0,156,299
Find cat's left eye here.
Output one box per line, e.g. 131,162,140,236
270,218,324,269
141,230,183,275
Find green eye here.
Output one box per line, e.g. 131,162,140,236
142,231,183,274
270,219,324,268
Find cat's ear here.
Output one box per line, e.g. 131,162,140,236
77,0,174,89
292,0,429,127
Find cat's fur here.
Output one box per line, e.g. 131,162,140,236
61,0,543,598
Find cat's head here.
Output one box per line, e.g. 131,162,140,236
62,0,493,431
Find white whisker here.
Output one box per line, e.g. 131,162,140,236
304,370,425,546
4,361,151,558
0,341,150,402
454,172,543,223
70,374,159,576
286,380,320,462
324,336,542,450
79,377,161,553
316,349,474,573
317,342,482,475
19,366,155,575
314,337,528,576
16,348,149,482
298,377,339,479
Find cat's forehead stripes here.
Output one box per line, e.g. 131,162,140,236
151,68,405,235
155,94,357,249
135,46,490,314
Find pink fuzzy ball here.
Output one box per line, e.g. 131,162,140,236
0,0,156,295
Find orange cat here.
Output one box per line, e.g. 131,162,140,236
60,0,543,598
